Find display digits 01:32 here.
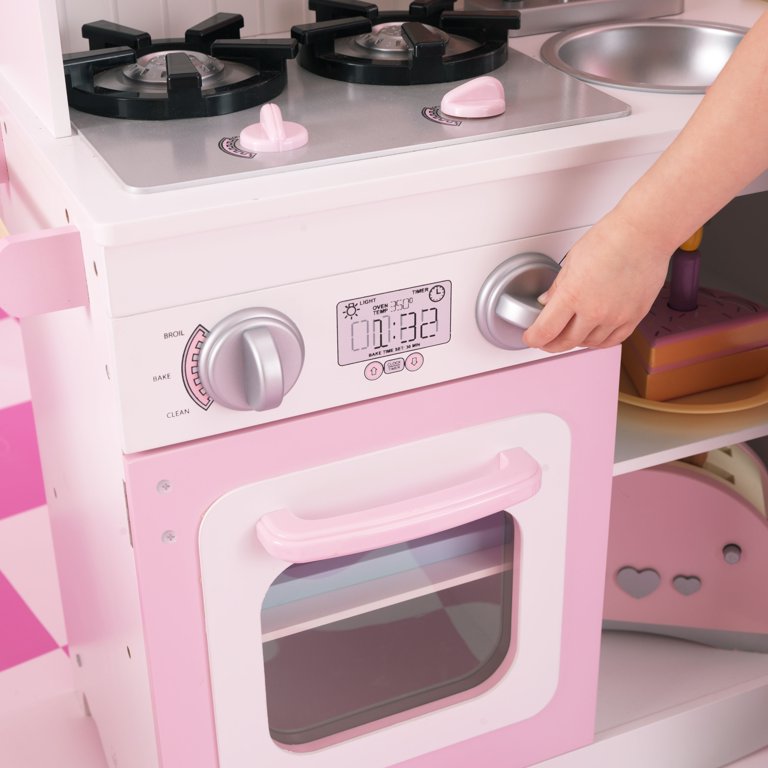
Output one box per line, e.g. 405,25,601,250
337,281,452,366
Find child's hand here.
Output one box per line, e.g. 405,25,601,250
522,215,671,352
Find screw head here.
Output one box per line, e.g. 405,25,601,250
156,479,172,494
723,543,742,564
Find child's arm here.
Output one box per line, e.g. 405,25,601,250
524,12,768,352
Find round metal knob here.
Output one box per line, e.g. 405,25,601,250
476,252,560,349
199,308,304,411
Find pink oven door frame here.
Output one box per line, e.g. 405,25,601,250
200,414,558,766
123,346,620,768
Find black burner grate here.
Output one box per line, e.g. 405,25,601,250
292,0,521,85
63,13,298,120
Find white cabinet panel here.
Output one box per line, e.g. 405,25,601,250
112,0,168,38
165,0,219,38
57,0,112,52
57,0,313,45
0,0,71,136
259,0,312,33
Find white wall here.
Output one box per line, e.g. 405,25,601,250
56,0,315,53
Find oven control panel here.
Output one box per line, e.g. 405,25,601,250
109,229,586,452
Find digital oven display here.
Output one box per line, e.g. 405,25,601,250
337,281,452,366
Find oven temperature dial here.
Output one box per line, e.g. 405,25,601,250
198,308,304,411
476,252,560,349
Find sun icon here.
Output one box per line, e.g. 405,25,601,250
343,302,359,319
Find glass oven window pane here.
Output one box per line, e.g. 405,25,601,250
261,511,515,747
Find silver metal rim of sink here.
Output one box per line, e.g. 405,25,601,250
540,19,748,94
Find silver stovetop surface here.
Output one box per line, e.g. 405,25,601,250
69,48,630,192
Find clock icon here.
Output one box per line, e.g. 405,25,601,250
429,285,446,303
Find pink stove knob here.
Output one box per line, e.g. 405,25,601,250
239,103,309,153
440,76,506,119
198,308,305,411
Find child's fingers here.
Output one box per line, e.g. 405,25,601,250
523,291,576,349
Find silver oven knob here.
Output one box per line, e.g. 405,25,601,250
199,308,304,411
476,252,560,349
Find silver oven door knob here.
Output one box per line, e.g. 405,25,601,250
242,325,285,411
476,252,560,349
199,308,304,411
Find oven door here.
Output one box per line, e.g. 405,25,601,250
199,412,570,767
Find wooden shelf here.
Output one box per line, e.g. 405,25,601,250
537,632,768,767
614,402,768,476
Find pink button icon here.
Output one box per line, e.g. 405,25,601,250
405,352,424,371
364,361,384,381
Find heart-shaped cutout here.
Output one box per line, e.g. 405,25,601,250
673,575,702,596
616,566,660,599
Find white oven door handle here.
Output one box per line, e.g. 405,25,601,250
256,447,541,563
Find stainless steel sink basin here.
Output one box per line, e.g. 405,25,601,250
540,20,747,93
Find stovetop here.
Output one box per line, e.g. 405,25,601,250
69,47,629,192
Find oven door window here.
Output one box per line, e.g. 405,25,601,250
260,511,514,747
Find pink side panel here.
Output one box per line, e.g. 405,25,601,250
0,127,8,320
0,401,46,520
0,227,87,318
21,310,160,768
124,346,620,768
0,127,7,185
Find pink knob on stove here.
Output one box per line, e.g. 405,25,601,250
440,76,506,119
239,103,309,153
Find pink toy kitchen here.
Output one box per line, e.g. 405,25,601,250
2,0,768,766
